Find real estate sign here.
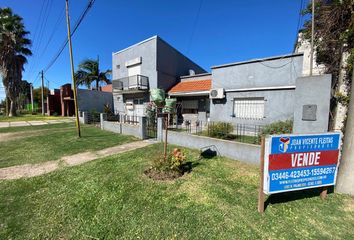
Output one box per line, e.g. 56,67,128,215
263,132,341,194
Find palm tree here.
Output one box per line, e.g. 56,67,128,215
0,8,32,116
75,57,111,90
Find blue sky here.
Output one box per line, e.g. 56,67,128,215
0,0,308,101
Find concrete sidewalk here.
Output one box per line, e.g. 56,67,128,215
0,119,74,128
0,140,154,180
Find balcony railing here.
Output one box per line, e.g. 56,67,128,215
112,75,149,91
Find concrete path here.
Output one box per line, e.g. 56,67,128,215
0,119,74,128
0,140,153,180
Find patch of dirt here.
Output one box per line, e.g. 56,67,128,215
0,140,152,180
144,167,183,181
0,161,59,180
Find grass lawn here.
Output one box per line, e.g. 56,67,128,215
0,123,137,168
0,114,68,122
0,143,353,239
0,122,74,133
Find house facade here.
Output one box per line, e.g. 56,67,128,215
168,73,211,123
111,36,206,116
110,37,332,133
210,54,304,126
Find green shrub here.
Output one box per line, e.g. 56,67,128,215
260,119,293,137
103,104,113,114
152,148,187,173
207,122,234,139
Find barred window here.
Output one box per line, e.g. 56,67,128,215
233,98,265,120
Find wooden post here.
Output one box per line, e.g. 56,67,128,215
258,137,266,213
320,187,328,200
65,0,81,137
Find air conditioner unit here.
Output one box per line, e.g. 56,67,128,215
209,88,225,99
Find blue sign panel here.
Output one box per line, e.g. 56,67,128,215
263,132,341,194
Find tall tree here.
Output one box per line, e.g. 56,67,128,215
16,80,31,109
75,57,111,90
301,0,353,128
301,0,354,195
32,87,49,105
0,8,32,116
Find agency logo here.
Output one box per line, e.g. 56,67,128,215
279,137,290,153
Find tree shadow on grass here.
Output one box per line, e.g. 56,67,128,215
264,186,334,210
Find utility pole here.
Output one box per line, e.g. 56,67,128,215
41,70,44,115
66,0,81,137
309,0,315,76
336,69,354,195
30,83,34,113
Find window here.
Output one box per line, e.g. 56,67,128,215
127,64,141,77
233,98,265,120
133,98,144,105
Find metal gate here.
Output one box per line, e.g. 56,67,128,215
146,116,157,139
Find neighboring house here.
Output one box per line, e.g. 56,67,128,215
47,83,113,116
210,53,304,126
100,84,112,93
111,35,206,116
168,73,211,123
77,88,113,113
47,89,61,115
295,32,326,76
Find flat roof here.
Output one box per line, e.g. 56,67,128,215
180,72,211,79
211,53,303,69
112,36,158,55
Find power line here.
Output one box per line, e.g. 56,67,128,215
31,0,46,52
28,0,53,80
293,0,305,50
35,0,53,56
32,72,41,86
187,0,203,54
44,0,96,73
258,59,293,69
26,0,47,80
38,6,66,63
259,0,305,69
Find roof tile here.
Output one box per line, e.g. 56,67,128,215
169,79,212,93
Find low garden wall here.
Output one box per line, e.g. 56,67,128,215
157,118,260,165
163,130,260,164
100,113,146,139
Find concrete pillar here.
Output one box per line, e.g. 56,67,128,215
78,111,82,123
293,75,331,133
138,116,147,139
157,117,164,142
82,111,89,124
100,113,107,130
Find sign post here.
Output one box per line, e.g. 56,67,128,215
258,137,265,213
259,132,341,212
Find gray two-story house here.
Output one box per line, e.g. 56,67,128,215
112,36,206,115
